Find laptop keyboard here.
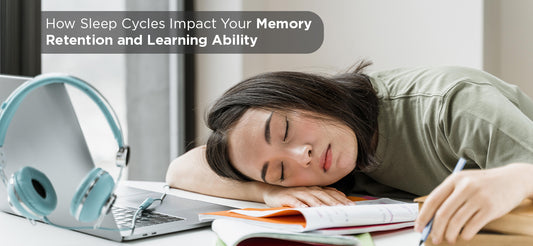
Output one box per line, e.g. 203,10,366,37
112,206,184,229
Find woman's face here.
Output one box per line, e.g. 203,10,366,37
227,108,358,187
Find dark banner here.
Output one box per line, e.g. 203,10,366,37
41,11,324,54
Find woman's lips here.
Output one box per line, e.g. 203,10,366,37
321,144,332,172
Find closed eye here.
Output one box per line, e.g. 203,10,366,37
280,162,285,182
283,116,289,142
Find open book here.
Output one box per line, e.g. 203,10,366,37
212,219,361,246
200,202,418,233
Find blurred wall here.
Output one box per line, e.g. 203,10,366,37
194,0,533,144
195,0,244,144
241,0,483,75
492,1,533,97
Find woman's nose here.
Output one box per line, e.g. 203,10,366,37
288,145,312,167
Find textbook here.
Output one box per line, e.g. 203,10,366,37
414,196,533,236
212,219,361,246
199,202,418,233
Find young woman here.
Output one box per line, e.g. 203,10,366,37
166,61,533,244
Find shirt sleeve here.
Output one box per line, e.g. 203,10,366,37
440,81,533,169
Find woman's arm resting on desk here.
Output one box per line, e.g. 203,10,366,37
414,163,533,245
165,146,352,207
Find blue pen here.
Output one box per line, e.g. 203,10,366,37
418,157,467,246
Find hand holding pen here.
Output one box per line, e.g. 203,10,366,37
417,158,466,245
415,157,533,245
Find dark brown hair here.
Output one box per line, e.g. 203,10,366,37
205,61,379,192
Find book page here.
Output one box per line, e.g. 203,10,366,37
300,203,418,231
313,221,415,235
354,198,407,205
229,203,418,231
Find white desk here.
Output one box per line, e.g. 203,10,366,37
0,181,421,245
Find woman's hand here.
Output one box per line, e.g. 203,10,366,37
414,163,533,244
262,185,353,208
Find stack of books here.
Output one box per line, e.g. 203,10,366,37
200,197,419,246
415,196,533,246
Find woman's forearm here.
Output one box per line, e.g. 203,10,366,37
506,163,533,200
165,145,273,202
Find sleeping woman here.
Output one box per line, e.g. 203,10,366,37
165,61,533,244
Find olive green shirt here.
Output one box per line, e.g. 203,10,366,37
351,66,533,199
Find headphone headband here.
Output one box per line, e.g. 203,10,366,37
0,74,125,148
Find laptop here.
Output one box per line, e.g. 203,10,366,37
0,74,234,241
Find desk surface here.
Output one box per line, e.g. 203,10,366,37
0,181,421,245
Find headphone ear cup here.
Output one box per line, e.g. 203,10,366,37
70,168,115,222
7,166,57,220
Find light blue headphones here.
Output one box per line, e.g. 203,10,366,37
0,74,129,225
